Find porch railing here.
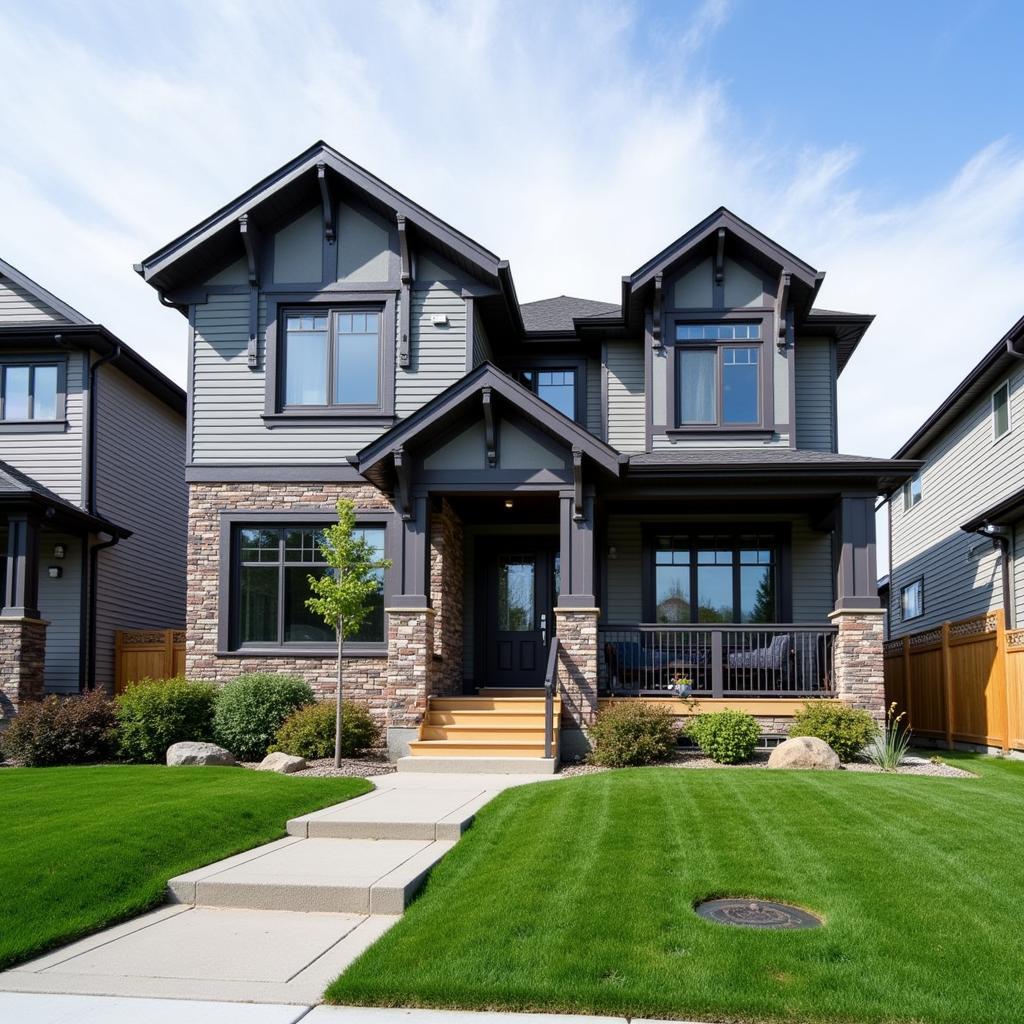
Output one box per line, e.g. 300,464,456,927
599,624,837,698
543,636,560,759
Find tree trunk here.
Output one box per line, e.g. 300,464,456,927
334,614,344,768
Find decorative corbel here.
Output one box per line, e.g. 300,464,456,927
317,162,335,243
393,447,411,520
572,449,584,520
652,273,663,348
239,215,261,369
714,228,726,285
482,387,497,469
397,214,412,368
777,272,791,354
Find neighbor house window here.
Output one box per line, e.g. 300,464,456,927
519,369,576,419
653,533,776,624
992,381,1011,440
234,524,386,647
282,309,382,410
903,474,923,512
674,322,761,427
901,579,924,621
0,362,60,421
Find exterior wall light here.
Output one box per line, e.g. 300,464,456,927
52,544,66,559
504,499,514,509
47,566,63,579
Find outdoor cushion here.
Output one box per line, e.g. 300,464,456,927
726,632,791,670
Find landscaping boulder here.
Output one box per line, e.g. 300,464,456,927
767,735,840,771
166,741,236,767
256,751,306,774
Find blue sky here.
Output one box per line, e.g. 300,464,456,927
1,0,1023,484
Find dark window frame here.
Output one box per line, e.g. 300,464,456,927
902,473,923,512
217,510,397,657
503,355,587,424
900,578,924,621
0,356,67,433
992,379,1011,442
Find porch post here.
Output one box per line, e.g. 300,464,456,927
2,511,42,619
829,493,885,722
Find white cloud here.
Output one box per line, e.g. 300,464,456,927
1,0,1023,483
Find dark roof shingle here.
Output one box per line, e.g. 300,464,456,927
519,295,621,332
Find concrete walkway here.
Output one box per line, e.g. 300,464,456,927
0,770,555,1007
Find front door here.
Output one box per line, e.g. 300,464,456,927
482,539,559,687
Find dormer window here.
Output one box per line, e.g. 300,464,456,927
519,368,577,420
674,322,761,427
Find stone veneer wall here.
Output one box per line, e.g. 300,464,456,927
555,608,599,728
0,617,47,720
386,608,435,731
829,608,886,723
429,498,463,697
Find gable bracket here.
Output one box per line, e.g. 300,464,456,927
393,446,411,519
714,228,726,285
651,273,663,348
397,214,412,368
317,162,335,243
239,215,262,369
572,449,584,520
482,387,497,468
777,272,791,353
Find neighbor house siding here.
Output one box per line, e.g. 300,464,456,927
395,285,468,417
0,275,72,324
794,337,836,452
38,532,82,694
605,341,645,452
91,363,186,687
889,365,1024,635
0,350,86,504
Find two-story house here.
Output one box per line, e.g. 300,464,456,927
887,315,1024,637
137,142,918,763
0,257,187,719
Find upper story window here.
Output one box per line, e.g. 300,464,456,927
992,381,1011,440
518,368,576,420
282,308,382,411
675,322,761,427
0,362,60,422
901,579,923,621
902,473,923,512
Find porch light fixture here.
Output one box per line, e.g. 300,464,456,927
431,314,449,327
52,544,66,559
47,566,63,579
504,499,514,509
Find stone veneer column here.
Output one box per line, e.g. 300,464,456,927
555,607,599,732
385,606,435,756
429,498,463,697
0,617,47,720
828,608,886,723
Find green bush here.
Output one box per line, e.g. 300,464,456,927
790,701,878,761
588,700,679,767
115,677,218,763
687,709,761,764
271,700,381,759
2,691,117,767
213,673,314,759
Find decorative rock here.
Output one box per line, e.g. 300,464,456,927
166,741,236,767
767,735,840,771
256,751,307,774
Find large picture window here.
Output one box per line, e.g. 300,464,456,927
674,322,761,427
652,533,777,624
233,524,386,648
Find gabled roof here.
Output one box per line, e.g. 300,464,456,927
0,257,91,325
803,308,875,375
137,141,507,295
894,314,1024,460
356,362,624,486
520,296,621,333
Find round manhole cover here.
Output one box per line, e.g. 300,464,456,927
695,898,822,930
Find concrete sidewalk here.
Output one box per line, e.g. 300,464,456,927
0,770,556,1007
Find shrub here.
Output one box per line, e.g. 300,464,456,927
687,709,761,764
588,701,679,767
270,701,381,759
790,701,878,762
2,691,117,767
115,677,218,763
213,673,314,759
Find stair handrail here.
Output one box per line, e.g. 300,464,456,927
543,636,560,759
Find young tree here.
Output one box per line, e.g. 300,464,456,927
306,499,391,766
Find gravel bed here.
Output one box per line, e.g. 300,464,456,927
240,754,396,777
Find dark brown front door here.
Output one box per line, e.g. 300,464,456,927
482,539,558,687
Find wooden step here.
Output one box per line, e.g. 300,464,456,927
428,696,558,712
409,739,552,758
427,711,549,727
420,724,551,742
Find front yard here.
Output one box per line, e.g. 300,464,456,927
330,752,1023,1024
0,765,371,969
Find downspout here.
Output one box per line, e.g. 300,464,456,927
969,524,1012,629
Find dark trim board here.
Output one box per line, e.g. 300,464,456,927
186,464,366,482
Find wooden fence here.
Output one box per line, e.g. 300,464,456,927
114,629,186,694
883,610,1024,753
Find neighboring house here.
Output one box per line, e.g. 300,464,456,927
136,141,917,762
887,316,1024,637
0,258,187,719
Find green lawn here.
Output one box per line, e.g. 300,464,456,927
329,753,1024,1024
0,765,371,969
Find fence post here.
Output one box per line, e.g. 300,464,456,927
163,629,175,679
902,636,912,727
994,609,1010,754
941,622,954,749
114,631,123,695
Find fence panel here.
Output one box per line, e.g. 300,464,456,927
115,629,186,694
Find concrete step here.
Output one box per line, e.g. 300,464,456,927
397,755,559,774
167,836,455,915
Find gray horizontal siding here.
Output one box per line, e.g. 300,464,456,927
794,337,836,452
0,275,71,324
586,357,602,439
604,516,642,622
0,350,86,504
472,306,492,367
606,341,645,452
38,532,82,694
889,365,1024,635
791,519,833,621
396,285,468,416
1014,521,1024,630
92,364,187,687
